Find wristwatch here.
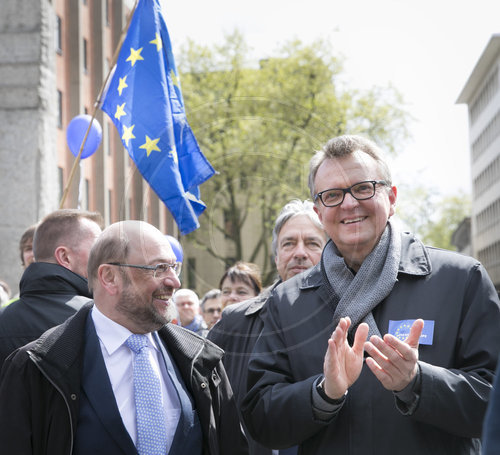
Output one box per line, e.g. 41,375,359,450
316,376,347,405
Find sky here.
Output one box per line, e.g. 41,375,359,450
161,0,500,197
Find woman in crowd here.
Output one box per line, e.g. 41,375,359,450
219,261,262,309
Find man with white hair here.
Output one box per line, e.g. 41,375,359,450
208,199,326,455
174,288,208,337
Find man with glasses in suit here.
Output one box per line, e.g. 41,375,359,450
0,220,247,455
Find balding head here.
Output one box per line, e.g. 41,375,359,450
87,221,181,333
88,221,171,291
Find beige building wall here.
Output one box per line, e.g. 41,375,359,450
457,34,500,292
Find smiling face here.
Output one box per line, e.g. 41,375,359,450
115,225,181,333
313,151,397,270
275,214,326,281
220,277,258,308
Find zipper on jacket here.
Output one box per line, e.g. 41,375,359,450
28,351,75,455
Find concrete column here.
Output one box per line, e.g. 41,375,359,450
0,0,58,293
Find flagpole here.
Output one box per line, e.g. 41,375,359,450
59,0,140,209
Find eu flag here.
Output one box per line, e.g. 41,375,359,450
101,0,215,234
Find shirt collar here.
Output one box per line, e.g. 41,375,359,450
91,305,158,356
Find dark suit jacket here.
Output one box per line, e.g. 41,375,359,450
74,316,203,454
0,302,247,455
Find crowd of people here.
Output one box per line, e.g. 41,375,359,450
0,134,499,455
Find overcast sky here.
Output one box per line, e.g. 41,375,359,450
161,0,500,196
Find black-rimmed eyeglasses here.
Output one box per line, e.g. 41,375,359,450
204,308,222,314
107,262,182,278
314,180,389,207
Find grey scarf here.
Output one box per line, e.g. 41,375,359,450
322,219,401,339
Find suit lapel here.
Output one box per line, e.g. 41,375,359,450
81,316,137,454
155,332,197,453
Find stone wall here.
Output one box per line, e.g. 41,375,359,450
0,0,58,294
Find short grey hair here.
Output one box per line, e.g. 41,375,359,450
308,135,392,200
200,289,221,311
173,288,199,306
271,199,324,257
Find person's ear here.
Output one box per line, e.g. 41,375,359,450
313,203,324,224
98,264,121,296
54,246,71,268
388,185,397,217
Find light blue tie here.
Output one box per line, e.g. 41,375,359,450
126,334,168,455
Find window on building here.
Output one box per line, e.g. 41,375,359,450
83,38,88,73
105,0,110,26
187,257,196,289
57,90,63,128
107,189,113,225
55,16,62,54
106,121,112,156
85,179,90,210
223,208,237,239
58,167,64,202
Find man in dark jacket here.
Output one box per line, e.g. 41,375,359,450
242,135,500,454
0,209,103,369
482,354,500,454
208,199,326,455
0,220,247,455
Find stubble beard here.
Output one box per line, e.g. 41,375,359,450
117,286,176,333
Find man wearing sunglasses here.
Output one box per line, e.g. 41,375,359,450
0,220,247,455
243,135,500,454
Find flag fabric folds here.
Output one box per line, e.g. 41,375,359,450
101,0,215,234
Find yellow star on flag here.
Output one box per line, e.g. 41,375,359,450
114,103,126,120
117,76,128,96
122,125,136,146
170,69,180,88
126,47,144,67
140,135,161,157
150,33,162,52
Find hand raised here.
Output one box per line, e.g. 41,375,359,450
364,319,424,391
322,317,369,399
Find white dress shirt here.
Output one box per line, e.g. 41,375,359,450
91,306,181,452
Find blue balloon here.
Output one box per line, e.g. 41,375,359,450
66,114,102,159
166,235,183,263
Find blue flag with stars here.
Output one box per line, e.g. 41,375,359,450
101,0,215,234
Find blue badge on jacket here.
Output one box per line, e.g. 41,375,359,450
388,319,434,345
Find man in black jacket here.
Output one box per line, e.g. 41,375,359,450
0,220,247,455
0,209,103,369
208,199,326,455
242,135,500,454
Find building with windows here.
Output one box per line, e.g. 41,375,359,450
0,0,177,294
457,34,500,293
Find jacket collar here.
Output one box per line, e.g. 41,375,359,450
299,231,432,291
244,280,282,316
20,262,92,299
158,324,223,378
